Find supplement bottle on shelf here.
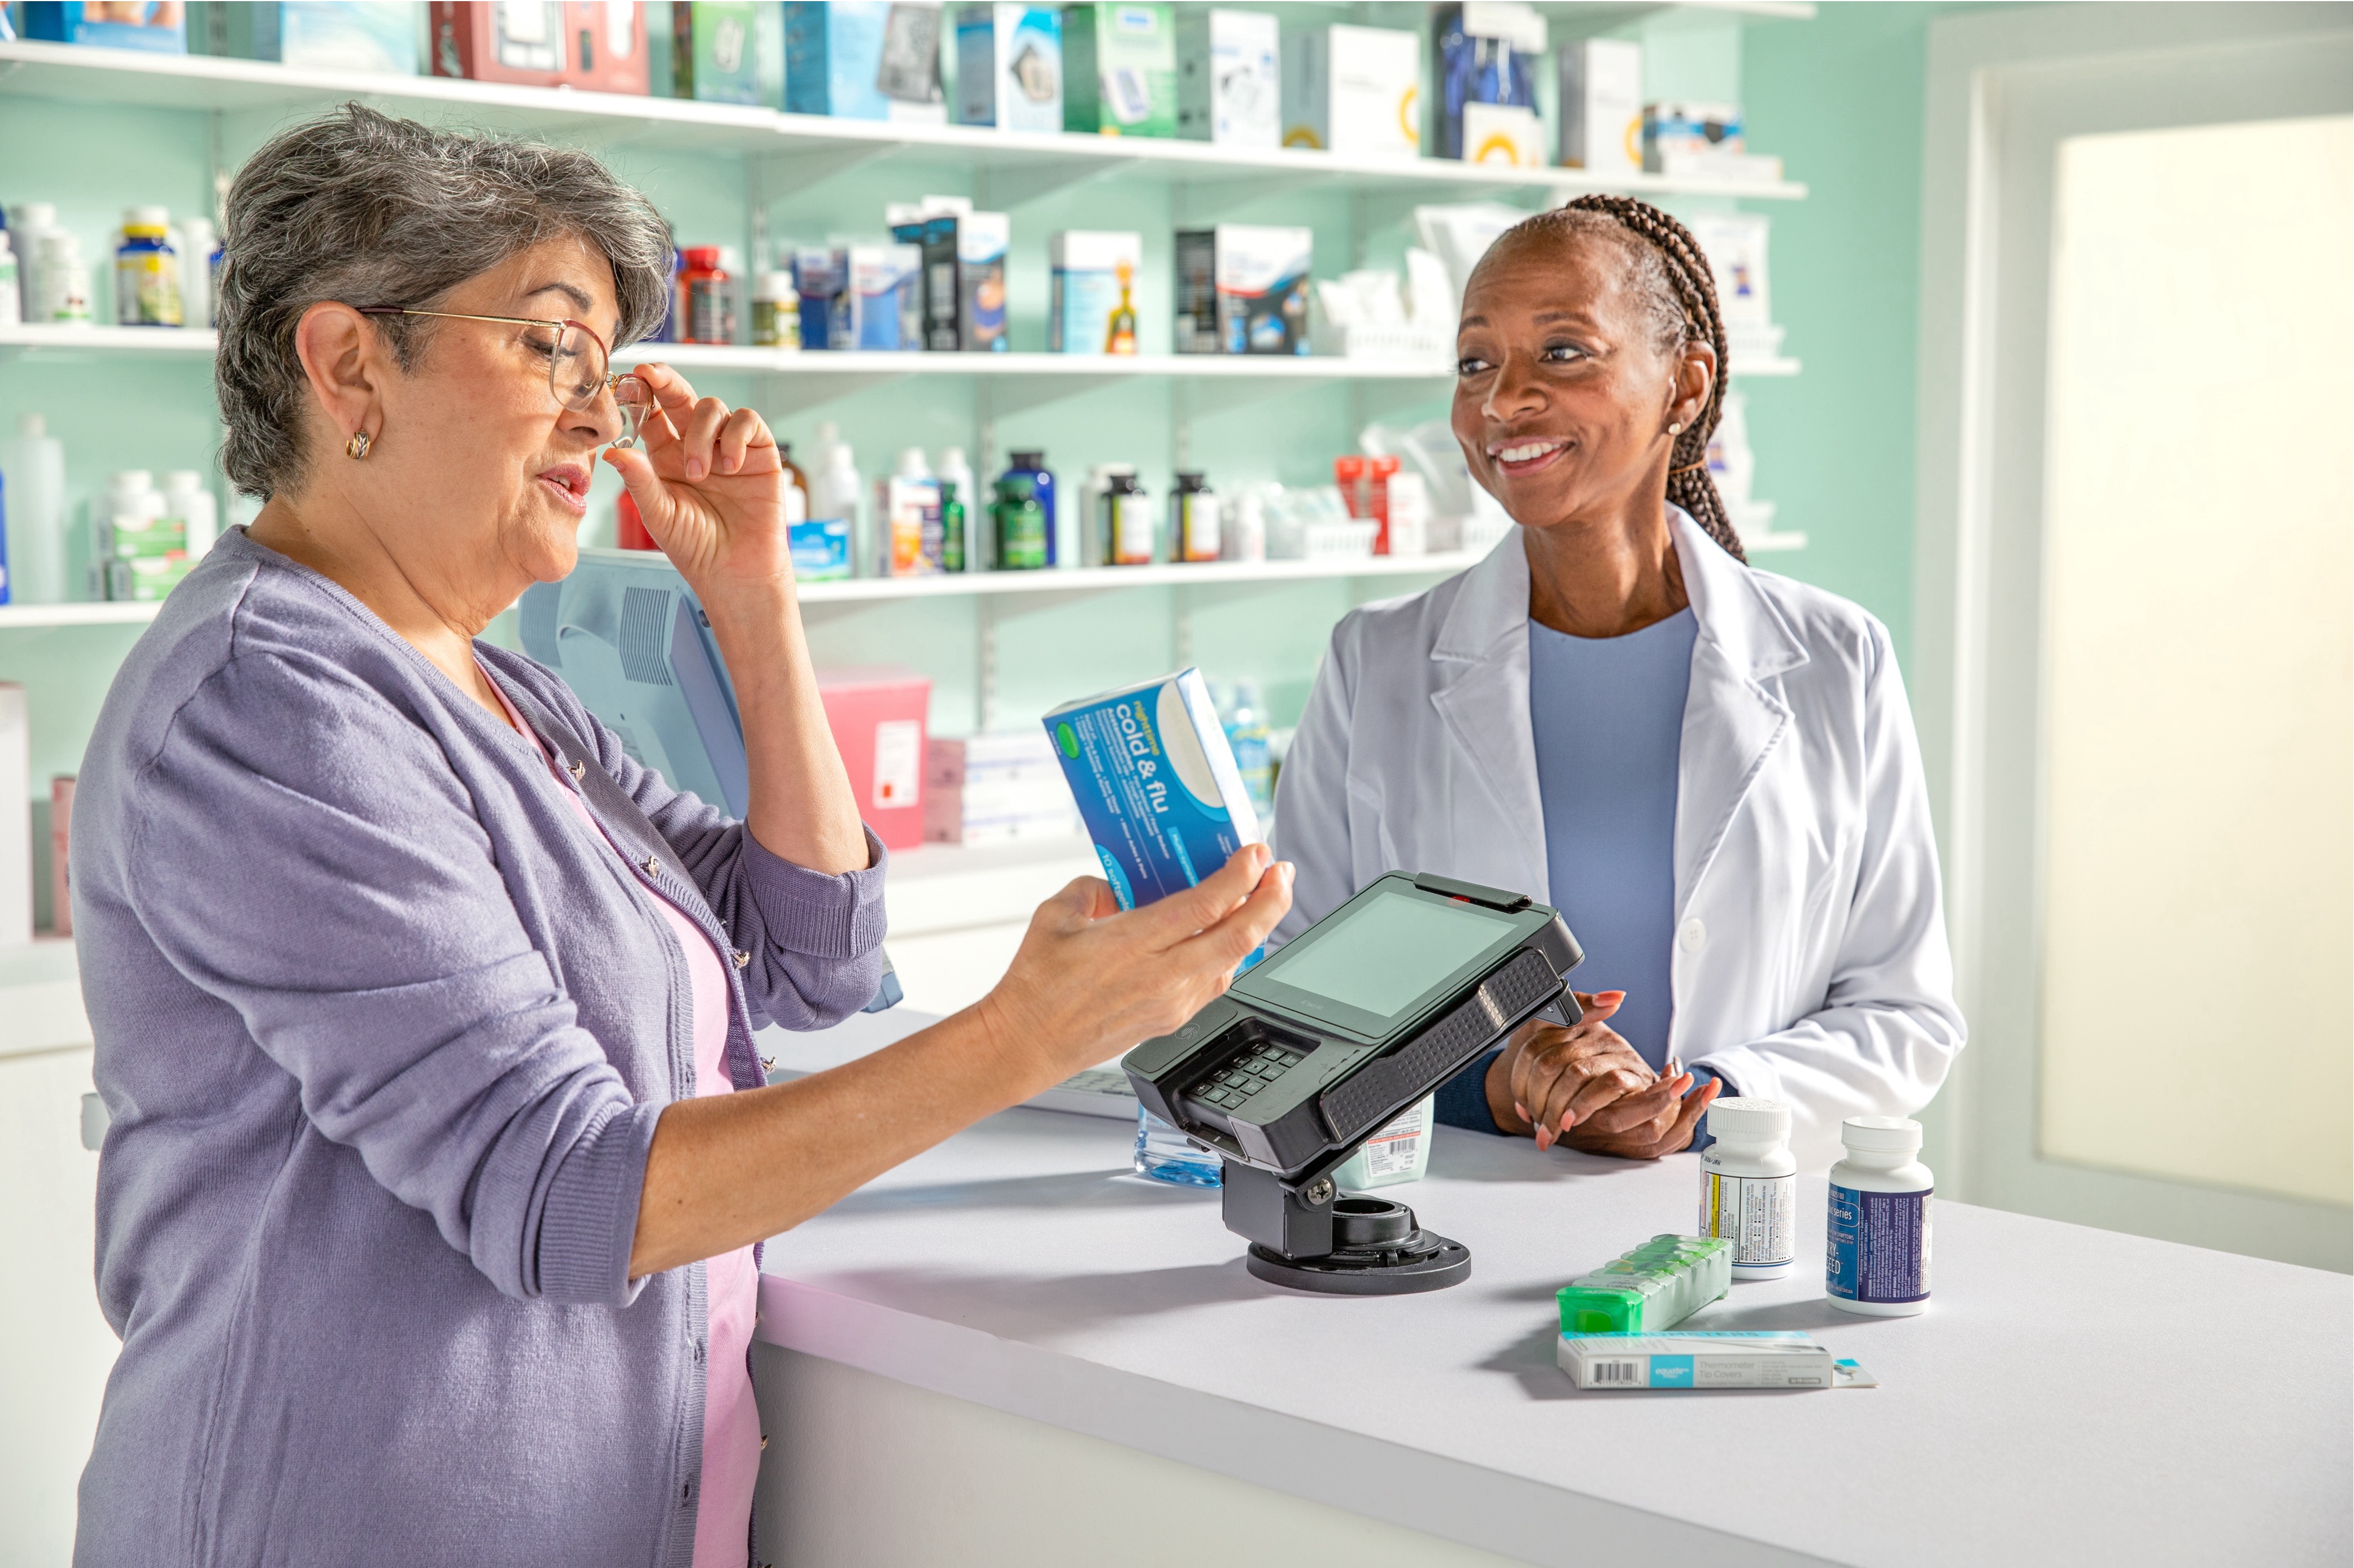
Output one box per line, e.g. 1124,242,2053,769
162,470,217,560
1104,473,1154,565
1002,450,1057,566
1698,1097,1797,1281
751,270,799,348
37,231,89,325
0,233,18,329
115,207,182,328
1172,471,1221,562
1826,1116,1933,1317
935,447,977,570
178,217,216,330
991,473,1048,570
10,203,59,323
809,434,867,576
1222,679,1275,822
677,246,733,345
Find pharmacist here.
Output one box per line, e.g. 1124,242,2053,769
70,107,1291,1567
1273,196,1963,1168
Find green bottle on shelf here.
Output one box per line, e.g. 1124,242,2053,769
940,482,965,574
992,474,1048,571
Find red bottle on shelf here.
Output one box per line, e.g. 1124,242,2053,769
677,246,735,346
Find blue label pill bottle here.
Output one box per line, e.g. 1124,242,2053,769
1826,1115,1932,1317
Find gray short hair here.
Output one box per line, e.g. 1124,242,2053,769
216,103,673,499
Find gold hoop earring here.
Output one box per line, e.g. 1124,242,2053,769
345,431,372,460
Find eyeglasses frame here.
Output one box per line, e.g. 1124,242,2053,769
352,307,639,415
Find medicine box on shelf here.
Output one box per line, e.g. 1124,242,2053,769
953,3,1061,133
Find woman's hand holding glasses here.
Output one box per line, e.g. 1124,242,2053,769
600,361,795,599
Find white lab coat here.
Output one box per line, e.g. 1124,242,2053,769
1271,509,1965,1166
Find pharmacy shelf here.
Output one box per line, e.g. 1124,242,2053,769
0,601,163,628
0,551,1484,632
0,328,1799,381
0,39,1805,204
795,551,1485,604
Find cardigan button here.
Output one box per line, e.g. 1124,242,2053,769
568,759,585,781
642,855,661,877
1679,918,1707,953
732,949,751,968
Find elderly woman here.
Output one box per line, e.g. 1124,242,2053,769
1274,196,1963,1167
72,106,1290,1567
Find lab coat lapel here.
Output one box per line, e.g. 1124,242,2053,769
1429,534,1548,900
1672,509,1807,919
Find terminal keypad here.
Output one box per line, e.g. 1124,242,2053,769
1192,1041,1306,1111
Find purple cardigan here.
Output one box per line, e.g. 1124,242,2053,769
71,531,888,1567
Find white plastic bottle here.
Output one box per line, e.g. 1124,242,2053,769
0,416,66,604
0,234,19,329
876,447,939,577
809,435,867,577
934,445,976,571
10,203,59,324
178,217,216,330
1698,1097,1797,1281
37,230,90,325
1826,1116,1933,1317
163,470,219,560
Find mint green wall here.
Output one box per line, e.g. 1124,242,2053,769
1,2,1989,924
1739,2,2003,666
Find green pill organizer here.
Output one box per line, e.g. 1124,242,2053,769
1556,1235,1733,1335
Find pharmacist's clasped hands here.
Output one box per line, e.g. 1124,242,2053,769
601,361,792,601
981,844,1294,1093
1490,991,1700,1157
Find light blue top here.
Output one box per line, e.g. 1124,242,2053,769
1528,608,1698,1072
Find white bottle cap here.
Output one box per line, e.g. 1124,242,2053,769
1705,1097,1791,1145
111,470,155,491
127,204,172,229
18,414,44,438
16,202,56,227
1842,1115,1923,1155
896,446,927,475
39,231,79,259
164,470,204,491
0,234,11,256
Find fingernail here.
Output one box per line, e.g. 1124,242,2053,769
1514,1102,1527,1120
686,458,705,480
1560,1112,1576,1132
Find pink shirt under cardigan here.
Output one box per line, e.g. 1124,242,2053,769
485,667,761,1568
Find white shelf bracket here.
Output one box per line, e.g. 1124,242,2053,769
977,595,1000,733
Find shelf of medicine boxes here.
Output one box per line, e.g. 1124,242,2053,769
0,549,1495,631
0,38,1807,207
0,326,1803,382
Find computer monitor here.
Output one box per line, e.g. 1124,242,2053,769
518,549,899,1012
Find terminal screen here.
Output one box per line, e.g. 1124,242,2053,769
1269,889,1512,1025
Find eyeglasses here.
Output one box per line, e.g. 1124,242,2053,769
355,307,656,448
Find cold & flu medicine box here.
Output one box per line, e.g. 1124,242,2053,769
1042,670,1262,911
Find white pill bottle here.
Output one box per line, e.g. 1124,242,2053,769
1826,1115,1933,1316
1698,1097,1796,1281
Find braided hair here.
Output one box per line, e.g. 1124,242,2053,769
1488,195,1747,564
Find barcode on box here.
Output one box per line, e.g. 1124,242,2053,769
1592,1359,1642,1387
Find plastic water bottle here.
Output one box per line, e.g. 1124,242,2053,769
1223,679,1275,823
1134,1107,1222,1187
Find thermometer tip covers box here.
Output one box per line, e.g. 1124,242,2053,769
1558,1333,1877,1391
1043,670,1261,910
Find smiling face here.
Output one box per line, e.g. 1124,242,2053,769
347,233,626,606
1450,228,1706,536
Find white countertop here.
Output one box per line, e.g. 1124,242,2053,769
756,1013,2352,1567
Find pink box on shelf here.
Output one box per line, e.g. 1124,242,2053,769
816,667,931,852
